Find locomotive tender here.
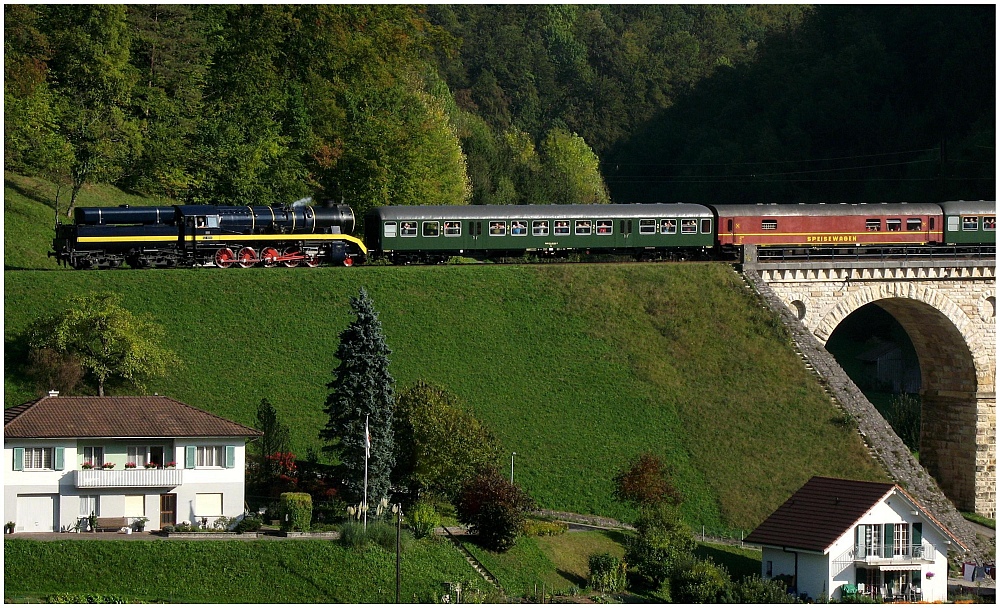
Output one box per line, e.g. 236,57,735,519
51,200,994,269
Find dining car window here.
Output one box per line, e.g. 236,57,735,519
761,220,777,231
866,219,881,232
639,219,656,235
887,219,901,232
532,220,549,236
660,219,677,234
906,218,923,231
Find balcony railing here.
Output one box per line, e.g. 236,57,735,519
75,468,183,488
833,542,934,574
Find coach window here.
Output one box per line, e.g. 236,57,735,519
761,220,777,231
422,222,440,237
639,219,656,235
575,220,592,235
444,221,461,237
866,219,881,232
963,216,979,231
984,217,996,231
660,219,677,234
887,219,902,232
554,220,570,235
400,222,418,237
906,218,923,231
383,222,398,238
489,221,506,236
700,219,712,234
511,221,527,236
596,220,613,235
532,220,549,236
681,219,697,234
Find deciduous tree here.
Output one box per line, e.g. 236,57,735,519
26,292,180,396
392,380,501,500
613,452,683,508
320,288,395,504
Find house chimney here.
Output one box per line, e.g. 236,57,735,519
48,390,60,397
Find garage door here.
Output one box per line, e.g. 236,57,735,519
17,494,57,532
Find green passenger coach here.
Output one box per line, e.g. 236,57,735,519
940,200,996,245
364,204,715,263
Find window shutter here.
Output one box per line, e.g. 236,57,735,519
883,523,894,558
54,447,65,470
13,447,24,471
185,445,196,469
912,522,922,546
225,446,236,469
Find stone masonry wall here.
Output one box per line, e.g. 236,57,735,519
743,268,993,562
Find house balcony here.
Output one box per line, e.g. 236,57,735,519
833,543,934,574
75,468,183,488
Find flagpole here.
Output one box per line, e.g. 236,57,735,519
364,414,369,531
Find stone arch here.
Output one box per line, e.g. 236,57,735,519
783,292,810,322
813,284,992,513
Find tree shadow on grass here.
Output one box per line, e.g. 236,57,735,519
5,178,57,210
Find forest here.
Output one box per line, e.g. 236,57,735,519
5,5,994,224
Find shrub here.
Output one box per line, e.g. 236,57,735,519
624,503,695,590
48,593,130,604
588,553,628,593
279,492,312,532
521,518,568,537
233,514,263,533
455,468,534,552
613,452,682,508
732,576,797,603
670,557,733,604
408,500,441,539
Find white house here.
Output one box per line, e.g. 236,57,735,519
745,476,965,602
4,394,261,533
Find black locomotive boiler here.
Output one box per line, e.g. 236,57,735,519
51,204,366,269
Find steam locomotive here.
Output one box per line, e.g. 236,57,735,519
51,200,994,269
51,203,364,269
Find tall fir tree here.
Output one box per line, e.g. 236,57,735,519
320,288,395,504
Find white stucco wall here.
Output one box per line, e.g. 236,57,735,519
4,438,248,533
760,490,955,603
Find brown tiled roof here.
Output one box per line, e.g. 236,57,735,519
4,396,262,439
745,476,895,553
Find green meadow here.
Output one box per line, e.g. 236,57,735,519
5,174,885,535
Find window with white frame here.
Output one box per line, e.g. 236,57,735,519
128,445,165,467
79,495,98,517
82,446,104,467
24,447,54,470
893,523,910,556
196,446,227,467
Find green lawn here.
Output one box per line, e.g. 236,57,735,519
3,538,479,603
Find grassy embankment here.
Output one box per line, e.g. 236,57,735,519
3,538,480,603
5,173,886,535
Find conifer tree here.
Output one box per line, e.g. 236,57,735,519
320,288,395,504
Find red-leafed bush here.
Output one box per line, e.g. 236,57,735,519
456,468,534,552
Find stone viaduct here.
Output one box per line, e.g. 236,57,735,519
742,246,994,557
